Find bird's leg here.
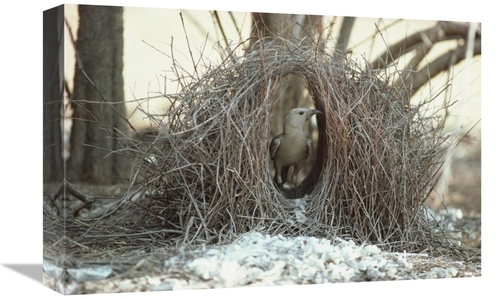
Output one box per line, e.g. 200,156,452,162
281,166,290,191
274,164,283,190
291,163,303,197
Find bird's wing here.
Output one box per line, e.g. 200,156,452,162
306,136,313,159
269,135,282,160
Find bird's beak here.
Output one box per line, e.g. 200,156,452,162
307,109,322,120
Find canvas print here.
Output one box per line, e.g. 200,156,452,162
42,4,481,295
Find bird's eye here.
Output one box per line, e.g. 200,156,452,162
299,111,304,115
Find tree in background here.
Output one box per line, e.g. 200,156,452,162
67,5,130,184
43,6,64,183
371,21,481,98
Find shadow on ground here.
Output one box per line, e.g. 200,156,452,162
3,264,42,284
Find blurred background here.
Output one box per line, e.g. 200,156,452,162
63,5,481,133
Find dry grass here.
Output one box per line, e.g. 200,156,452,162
107,35,474,257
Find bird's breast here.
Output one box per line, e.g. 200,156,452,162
275,134,308,165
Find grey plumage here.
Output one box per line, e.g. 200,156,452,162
270,107,321,190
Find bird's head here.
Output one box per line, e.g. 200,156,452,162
284,108,322,131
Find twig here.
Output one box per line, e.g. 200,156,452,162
180,12,199,78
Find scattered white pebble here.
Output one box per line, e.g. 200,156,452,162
158,231,420,288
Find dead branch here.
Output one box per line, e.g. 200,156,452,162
400,38,481,96
45,179,99,218
372,21,480,69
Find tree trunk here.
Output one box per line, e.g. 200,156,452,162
67,5,129,184
334,16,356,62
43,5,64,183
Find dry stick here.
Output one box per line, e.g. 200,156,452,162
111,258,147,280
52,235,90,250
180,12,199,78
47,179,99,217
88,229,183,238
227,11,244,44
367,19,392,63
212,11,230,52
47,182,65,216
77,68,138,133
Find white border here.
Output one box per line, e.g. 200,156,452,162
1,0,494,298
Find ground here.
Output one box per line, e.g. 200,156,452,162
444,143,482,218
42,139,481,294
428,138,481,249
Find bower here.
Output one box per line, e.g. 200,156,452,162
129,37,457,254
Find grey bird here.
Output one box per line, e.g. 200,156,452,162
269,107,321,190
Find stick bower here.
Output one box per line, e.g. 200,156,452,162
130,38,457,253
